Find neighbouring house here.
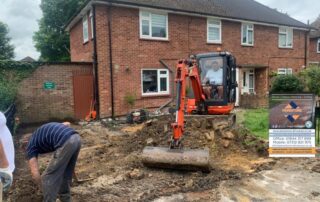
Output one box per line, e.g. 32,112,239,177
65,0,310,118
20,56,36,62
309,16,320,66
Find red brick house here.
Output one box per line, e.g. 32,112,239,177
65,0,310,118
309,17,320,65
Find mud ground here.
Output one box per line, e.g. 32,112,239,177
5,116,320,202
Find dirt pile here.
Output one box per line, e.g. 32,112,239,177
8,116,272,202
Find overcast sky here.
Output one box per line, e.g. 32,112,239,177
0,0,319,60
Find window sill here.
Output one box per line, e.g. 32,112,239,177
140,37,169,42
241,44,254,47
83,40,89,45
278,46,293,49
207,41,222,45
141,93,170,98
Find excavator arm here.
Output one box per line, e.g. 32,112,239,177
171,60,206,148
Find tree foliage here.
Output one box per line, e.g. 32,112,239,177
0,60,37,110
0,22,14,60
271,74,304,93
299,65,320,96
33,0,86,61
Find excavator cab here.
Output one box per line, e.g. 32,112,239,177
187,52,237,115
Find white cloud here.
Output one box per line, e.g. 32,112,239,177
0,0,42,60
255,0,320,24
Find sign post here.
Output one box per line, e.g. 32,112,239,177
269,94,316,157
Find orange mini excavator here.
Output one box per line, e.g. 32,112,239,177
142,52,237,171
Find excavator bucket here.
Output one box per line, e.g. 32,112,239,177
141,146,211,171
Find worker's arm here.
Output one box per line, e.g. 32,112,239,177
0,140,13,191
0,140,9,169
28,157,41,187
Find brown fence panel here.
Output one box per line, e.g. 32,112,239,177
73,70,94,120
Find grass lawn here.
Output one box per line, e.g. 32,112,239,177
236,108,269,140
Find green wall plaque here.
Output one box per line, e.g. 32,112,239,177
43,81,56,90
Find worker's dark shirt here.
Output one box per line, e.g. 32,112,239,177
26,122,77,159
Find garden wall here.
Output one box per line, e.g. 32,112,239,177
16,62,92,124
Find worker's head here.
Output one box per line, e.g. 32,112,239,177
212,61,220,70
62,122,71,127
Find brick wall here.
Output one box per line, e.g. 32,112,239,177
16,63,92,123
309,38,320,63
70,11,94,62
70,5,308,117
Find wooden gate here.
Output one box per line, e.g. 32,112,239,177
73,69,94,120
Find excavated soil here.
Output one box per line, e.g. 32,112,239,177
7,116,274,202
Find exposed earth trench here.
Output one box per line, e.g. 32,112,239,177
5,116,320,202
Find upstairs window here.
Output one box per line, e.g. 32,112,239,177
241,23,254,46
278,68,292,75
141,69,169,95
317,39,320,53
82,15,89,43
279,27,293,48
140,11,168,40
207,19,221,43
90,10,94,39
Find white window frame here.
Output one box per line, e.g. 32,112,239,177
207,18,222,44
90,10,94,39
241,23,254,46
279,27,293,48
277,68,292,75
317,39,320,54
242,69,255,94
139,10,168,40
141,69,170,96
82,15,89,43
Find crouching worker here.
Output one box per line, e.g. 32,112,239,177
26,122,81,202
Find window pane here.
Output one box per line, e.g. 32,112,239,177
249,74,254,89
279,34,286,47
83,16,88,41
242,25,247,43
287,29,293,47
160,70,167,74
152,26,166,37
151,14,167,38
279,27,286,33
318,40,320,52
208,27,220,41
209,20,220,26
243,71,246,87
160,77,167,91
141,11,149,17
143,70,158,93
248,30,253,44
142,20,149,35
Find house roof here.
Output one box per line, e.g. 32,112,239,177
66,0,309,31
20,56,36,62
310,16,320,39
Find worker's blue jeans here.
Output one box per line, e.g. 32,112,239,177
42,134,81,202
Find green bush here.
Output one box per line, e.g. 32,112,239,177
0,60,37,111
299,65,320,96
271,74,304,93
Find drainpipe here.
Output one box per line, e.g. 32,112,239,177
107,5,115,118
92,5,100,118
305,21,310,68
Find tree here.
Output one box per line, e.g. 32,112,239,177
33,0,86,61
299,65,320,96
0,21,14,60
271,74,304,93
